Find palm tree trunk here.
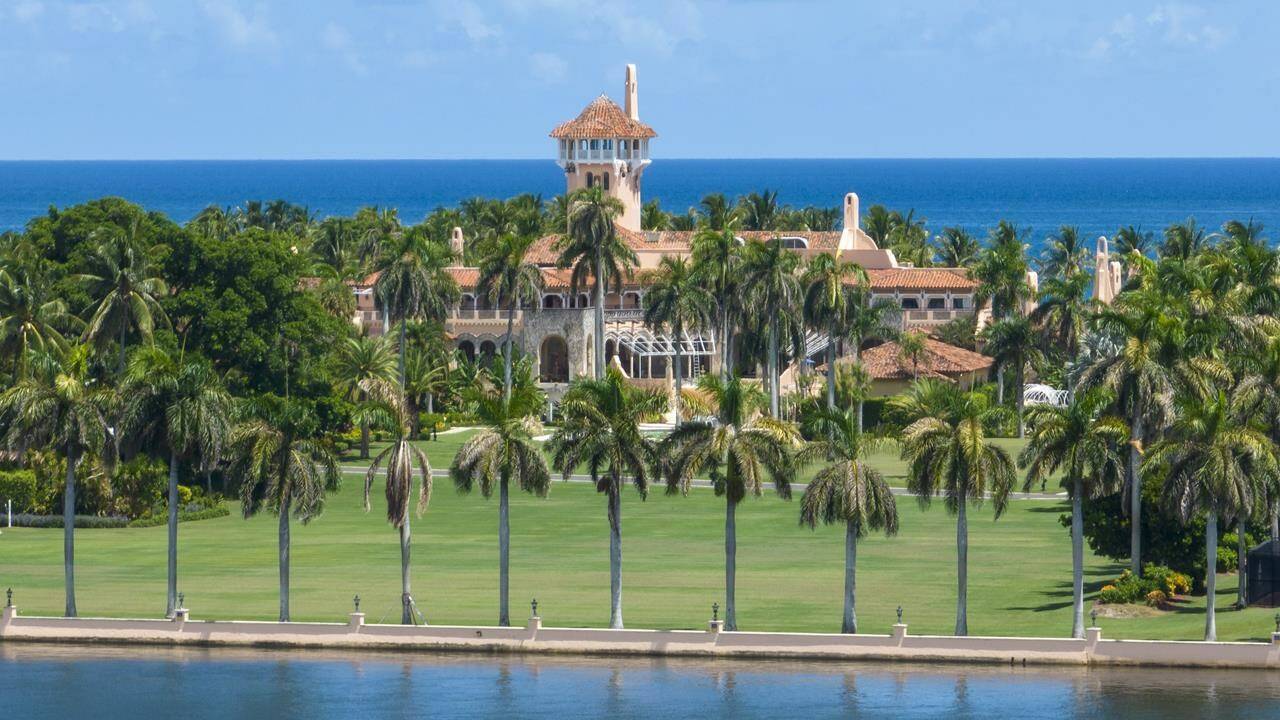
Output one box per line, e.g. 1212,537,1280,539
63,449,78,618
826,335,837,410
955,498,968,636
1272,495,1279,543
359,389,370,459
996,366,1005,406
398,317,407,390
118,324,127,377
166,450,180,618
1015,362,1025,439
673,323,684,426
855,344,864,434
278,497,291,622
768,320,779,418
1205,514,1218,641
725,498,738,631
503,296,516,402
1129,409,1144,576
843,520,857,634
594,256,606,379
608,478,623,629
400,513,413,624
499,477,511,626
1071,477,1085,639
1237,517,1248,609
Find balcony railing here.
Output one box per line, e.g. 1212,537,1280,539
604,307,644,322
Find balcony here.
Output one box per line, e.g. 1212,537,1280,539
604,307,644,322
897,308,975,329
447,308,523,334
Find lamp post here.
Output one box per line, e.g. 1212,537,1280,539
5,588,11,608
354,595,361,614
531,598,539,617
896,606,903,624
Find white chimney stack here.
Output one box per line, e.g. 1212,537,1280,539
842,192,860,234
450,227,464,259
624,64,639,121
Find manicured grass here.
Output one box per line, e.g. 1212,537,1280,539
4,434,1273,642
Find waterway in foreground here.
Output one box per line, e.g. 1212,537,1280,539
2,643,1278,719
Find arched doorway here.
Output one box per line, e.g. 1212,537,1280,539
539,336,569,383
457,340,476,362
479,340,497,362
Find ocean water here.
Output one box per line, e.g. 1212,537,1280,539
1,158,1278,249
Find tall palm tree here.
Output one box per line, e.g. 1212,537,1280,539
333,335,397,459
359,378,433,624
804,253,866,409
900,388,1015,636
886,209,932,267
556,186,631,379
974,220,1033,321
1079,288,1178,574
844,287,899,430
640,199,669,231
227,398,339,622
697,193,739,231
0,263,80,379
798,407,899,633
861,205,895,247
1019,389,1126,638
403,347,449,438
121,347,232,617
1159,219,1210,261
1239,337,1280,540
742,238,802,418
1145,385,1275,641
476,233,544,401
897,330,928,382
1039,225,1089,280
692,229,746,380
1029,272,1091,361
0,346,112,617
982,316,1043,437
642,256,713,424
738,190,780,231
933,227,981,268
78,219,169,374
450,362,551,626
662,374,798,630
1114,226,1154,266
370,229,459,388
547,368,665,628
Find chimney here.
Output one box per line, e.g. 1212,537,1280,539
624,64,639,121
450,227,464,259
842,192,860,234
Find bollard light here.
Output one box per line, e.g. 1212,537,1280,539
896,605,903,624
712,602,719,622
178,592,184,609
5,588,11,608
1091,609,1098,627
354,595,361,613
531,598,538,617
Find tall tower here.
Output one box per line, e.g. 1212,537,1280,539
550,64,656,232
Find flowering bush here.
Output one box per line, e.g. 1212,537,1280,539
1096,565,1191,605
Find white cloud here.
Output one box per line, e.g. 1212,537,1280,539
199,0,277,48
530,51,566,83
68,3,124,33
1088,3,1233,60
437,1,500,42
321,21,366,74
504,0,702,56
12,1,43,22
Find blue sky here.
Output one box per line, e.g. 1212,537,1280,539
2,0,1277,159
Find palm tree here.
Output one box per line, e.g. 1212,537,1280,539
333,335,397,459
0,263,80,379
450,362,551,626
1145,385,1275,641
738,190,780,231
1239,337,1280,540
798,407,899,633
662,374,798,630
547,368,665,628
861,205,895,247
692,229,746,380
1019,389,1126,638
226,398,339,622
403,347,449,438
360,378,433,624
886,209,931,267
1114,226,1154,264
1039,225,1089,280
804,253,866,409
370,229,459,388
477,233,544,401
78,219,169,374
974,220,1033,320
556,186,631,379
1029,272,1091,361
697,193,739,231
900,388,1015,636
1079,289,1178,574
0,346,112,617
742,238,802,418
642,256,713,424
933,227,981,268
640,200,669,231
121,347,232,617
1160,219,1210,261
845,288,898,429
897,330,928,381
982,316,1043,438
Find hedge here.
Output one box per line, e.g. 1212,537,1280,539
127,505,230,528
8,513,130,529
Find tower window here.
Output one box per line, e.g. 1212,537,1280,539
603,139,612,150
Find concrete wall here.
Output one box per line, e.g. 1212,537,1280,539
5,607,1280,669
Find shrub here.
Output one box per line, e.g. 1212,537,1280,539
0,469,44,514
1096,571,1148,604
9,513,130,529
126,504,230,528
1145,564,1192,596
1096,565,1192,606
1145,590,1169,608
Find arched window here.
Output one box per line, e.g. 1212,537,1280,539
901,298,920,310
457,340,476,362
539,336,570,383
586,172,595,188
542,294,563,309
603,172,610,190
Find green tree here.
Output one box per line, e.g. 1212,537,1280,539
1019,389,1126,638
844,287,899,430
371,229,459,389
982,316,1043,437
900,388,1015,636
974,221,1033,321
1145,385,1275,640
642,256,712,424
0,346,113,617
738,190,780,231
334,335,397,459
742,238,802,417
121,347,232,617
692,229,746,380
450,362,551,626
227,398,339,622
640,199,669,231
798,407,899,633
662,374,798,630
697,193,739,231
933,227,981,268
476,233,544,401
1029,272,1091,361
77,218,169,374
0,262,80,379
803,252,866,409
897,330,928,382
1039,225,1089,280
547,368,665,628
556,186,631,379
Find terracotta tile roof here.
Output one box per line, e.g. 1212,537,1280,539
853,338,993,381
549,96,657,139
447,266,648,292
864,267,976,291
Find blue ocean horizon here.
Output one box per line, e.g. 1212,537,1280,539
2,158,1278,249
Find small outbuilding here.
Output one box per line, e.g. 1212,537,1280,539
1246,540,1280,607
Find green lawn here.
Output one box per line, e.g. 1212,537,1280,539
2,432,1271,641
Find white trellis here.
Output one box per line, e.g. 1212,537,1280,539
1023,383,1069,407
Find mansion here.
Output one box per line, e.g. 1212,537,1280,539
352,65,1012,400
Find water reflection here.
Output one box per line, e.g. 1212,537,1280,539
2,644,1279,719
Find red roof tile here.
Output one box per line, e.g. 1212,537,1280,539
549,96,657,139
853,338,993,381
